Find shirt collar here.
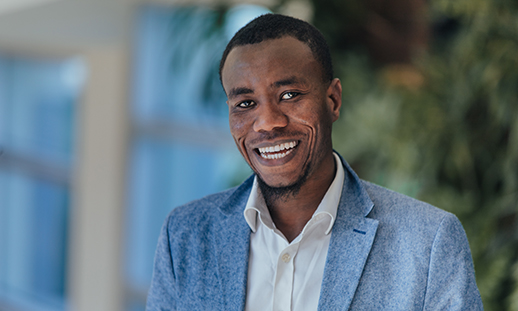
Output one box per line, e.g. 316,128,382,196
244,152,344,235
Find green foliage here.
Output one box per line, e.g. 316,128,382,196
313,0,518,309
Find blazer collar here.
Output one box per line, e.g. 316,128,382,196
318,154,379,310
336,153,375,217
218,175,254,216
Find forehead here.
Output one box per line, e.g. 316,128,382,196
221,36,322,91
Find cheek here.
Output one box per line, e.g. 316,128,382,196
229,115,252,152
229,116,257,168
229,115,247,136
288,104,326,128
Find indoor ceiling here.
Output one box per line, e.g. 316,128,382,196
0,0,274,53
0,0,138,52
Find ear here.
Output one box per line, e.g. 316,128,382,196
326,78,342,122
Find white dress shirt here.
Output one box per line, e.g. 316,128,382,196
244,153,344,311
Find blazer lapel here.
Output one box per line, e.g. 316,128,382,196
318,157,379,311
214,178,253,310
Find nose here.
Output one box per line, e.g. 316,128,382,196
253,102,289,132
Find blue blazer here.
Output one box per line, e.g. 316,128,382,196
147,156,483,310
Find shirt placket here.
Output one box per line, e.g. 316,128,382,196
272,239,301,311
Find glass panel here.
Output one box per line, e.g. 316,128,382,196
0,54,83,311
0,57,8,144
0,172,69,308
0,56,82,162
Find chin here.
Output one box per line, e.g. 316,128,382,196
256,167,310,199
256,170,302,187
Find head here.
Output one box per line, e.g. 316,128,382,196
220,14,342,199
219,13,333,84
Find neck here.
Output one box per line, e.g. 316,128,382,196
259,152,337,242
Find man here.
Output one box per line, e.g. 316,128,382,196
146,14,482,310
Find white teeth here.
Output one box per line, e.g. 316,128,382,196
258,141,298,159
260,149,294,159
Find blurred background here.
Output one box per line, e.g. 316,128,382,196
0,0,516,310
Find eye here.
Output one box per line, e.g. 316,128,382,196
237,100,255,108
281,92,300,100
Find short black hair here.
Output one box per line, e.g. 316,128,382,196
219,13,333,83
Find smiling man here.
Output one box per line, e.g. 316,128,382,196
146,14,483,311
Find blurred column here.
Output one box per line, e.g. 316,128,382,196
70,46,129,311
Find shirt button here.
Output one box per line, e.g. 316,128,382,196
281,253,291,263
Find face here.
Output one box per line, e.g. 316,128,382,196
221,36,342,188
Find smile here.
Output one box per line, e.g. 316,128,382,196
257,141,298,159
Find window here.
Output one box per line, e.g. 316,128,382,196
0,54,84,311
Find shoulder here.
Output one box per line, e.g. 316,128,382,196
360,180,463,246
359,180,472,270
164,176,253,232
362,180,452,222
169,187,236,219
344,182,481,308
165,187,237,231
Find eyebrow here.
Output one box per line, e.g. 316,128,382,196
273,77,301,88
226,76,305,99
227,87,254,99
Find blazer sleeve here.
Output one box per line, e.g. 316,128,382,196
146,215,177,311
423,213,483,310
